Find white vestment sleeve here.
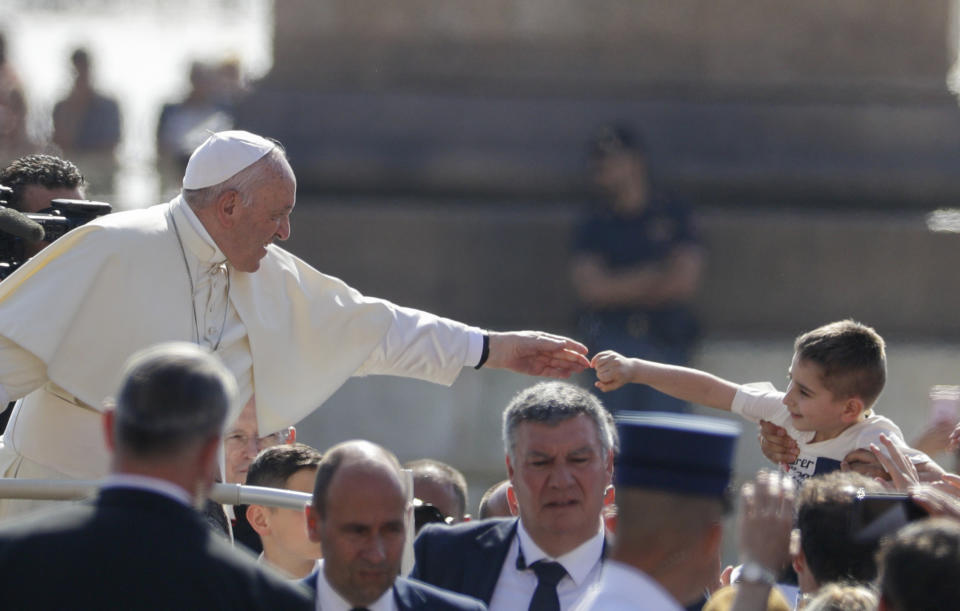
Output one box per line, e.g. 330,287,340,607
353,303,484,385
0,335,48,402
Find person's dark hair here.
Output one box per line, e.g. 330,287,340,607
246,443,322,490
794,319,886,408
0,154,85,211
796,471,885,585
403,458,468,521
311,441,403,518
590,123,646,160
113,342,235,458
502,381,617,460
879,518,960,611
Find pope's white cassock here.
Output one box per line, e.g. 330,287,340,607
0,194,483,513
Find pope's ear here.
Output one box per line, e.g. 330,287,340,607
214,190,242,228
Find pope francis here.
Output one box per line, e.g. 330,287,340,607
0,130,590,517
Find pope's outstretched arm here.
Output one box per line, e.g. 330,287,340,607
485,331,590,378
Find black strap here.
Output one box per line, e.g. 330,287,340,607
474,332,490,369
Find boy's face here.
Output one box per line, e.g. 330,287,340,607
264,467,323,562
782,353,862,441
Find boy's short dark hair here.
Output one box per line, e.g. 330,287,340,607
794,319,886,408
246,443,322,490
796,471,885,585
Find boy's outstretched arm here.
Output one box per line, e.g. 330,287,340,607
591,350,739,411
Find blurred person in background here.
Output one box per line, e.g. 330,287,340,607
791,471,886,606
405,457,470,524
877,518,960,611
570,123,703,414
156,61,234,196
52,47,121,196
477,479,517,520
218,396,295,548
0,32,31,158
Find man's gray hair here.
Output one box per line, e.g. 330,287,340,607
182,145,289,209
113,342,237,458
502,381,617,459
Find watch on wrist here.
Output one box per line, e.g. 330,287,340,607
739,561,777,586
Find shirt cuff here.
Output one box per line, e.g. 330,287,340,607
466,329,485,367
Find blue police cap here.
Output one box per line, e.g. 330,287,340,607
614,411,741,498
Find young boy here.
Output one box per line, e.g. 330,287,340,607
592,319,929,485
245,443,324,579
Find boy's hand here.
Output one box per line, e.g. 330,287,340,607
591,350,636,392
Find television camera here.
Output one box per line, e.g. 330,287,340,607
0,184,112,279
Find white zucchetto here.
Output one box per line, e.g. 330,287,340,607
182,130,276,190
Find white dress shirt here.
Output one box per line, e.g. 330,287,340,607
578,560,681,611
314,559,397,611
487,518,606,611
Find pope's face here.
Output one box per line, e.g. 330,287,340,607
224,164,296,273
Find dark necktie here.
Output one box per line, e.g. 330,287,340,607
528,560,567,611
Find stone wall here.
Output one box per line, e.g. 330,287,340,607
239,1,960,207
284,199,960,340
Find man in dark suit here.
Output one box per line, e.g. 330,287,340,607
412,381,617,610
303,440,485,610
0,342,312,610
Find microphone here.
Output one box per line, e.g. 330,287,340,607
0,207,44,242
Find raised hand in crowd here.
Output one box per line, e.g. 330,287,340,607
730,471,795,611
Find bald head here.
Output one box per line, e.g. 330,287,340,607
478,479,515,520
306,440,410,607
310,440,405,518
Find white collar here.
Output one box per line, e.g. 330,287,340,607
516,517,606,586
314,559,395,611
171,195,227,267
101,473,193,507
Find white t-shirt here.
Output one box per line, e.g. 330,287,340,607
731,382,928,486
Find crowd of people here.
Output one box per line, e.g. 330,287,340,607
0,32,247,200
0,81,957,609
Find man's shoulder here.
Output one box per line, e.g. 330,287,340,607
416,518,516,547
0,501,94,544
395,576,487,610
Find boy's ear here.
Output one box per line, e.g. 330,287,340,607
841,396,866,423
247,504,270,537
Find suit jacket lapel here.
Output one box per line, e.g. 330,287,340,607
470,519,518,604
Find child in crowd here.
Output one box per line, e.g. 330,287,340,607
245,443,324,579
592,319,931,485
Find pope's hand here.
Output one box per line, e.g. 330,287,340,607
485,331,590,378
